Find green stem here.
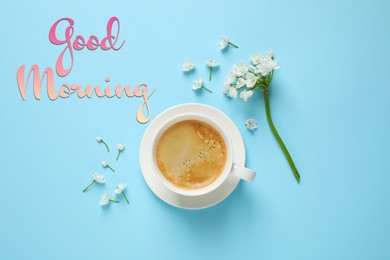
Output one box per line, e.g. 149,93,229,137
116,151,121,161
82,180,95,192
209,67,212,81
122,191,130,204
109,199,119,203
102,140,110,152
263,89,300,183
107,165,115,173
228,42,239,48
201,86,213,93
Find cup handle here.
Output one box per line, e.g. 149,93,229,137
230,163,256,182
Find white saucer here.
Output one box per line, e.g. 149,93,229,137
139,103,246,210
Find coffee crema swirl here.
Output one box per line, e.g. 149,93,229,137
156,120,227,190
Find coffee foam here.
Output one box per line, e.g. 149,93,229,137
156,120,227,190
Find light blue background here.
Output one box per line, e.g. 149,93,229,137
0,0,389,259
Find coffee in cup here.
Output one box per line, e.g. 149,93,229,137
156,120,227,190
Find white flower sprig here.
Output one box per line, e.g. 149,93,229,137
206,59,218,81
101,161,115,173
100,192,119,206
245,118,258,131
116,144,125,161
114,183,129,204
223,50,300,183
82,172,105,192
192,78,213,93
219,35,239,50
182,60,195,72
96,136,110,152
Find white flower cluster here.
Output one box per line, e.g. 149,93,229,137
250,50,280,76
224,50,279,102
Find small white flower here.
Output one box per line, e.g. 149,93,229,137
100,192,110,206
182,60,195,72
265,49,274,58
271,59,280,70
236,78,246,89
245,118,258,131
250,53,261,65
252,51,280,76
192,78,212,93
233,62,248,77
239,89,254,102
219,35,239,50
114,183,127,194
226,73,236,83
92,172,105,183
251,50,274,65
223,83,230,94
219,36,229,49
248,65,257,73
206,59,218,81
256,58,280,76
96,136,109,152
101,161,115,173
223,73,237,94
206,59,218,67
192,78,203,90
245,73,258,88
228,87,238,99
100,192,119,206
116,144,125,161
82,172,104,192
114,183,130,204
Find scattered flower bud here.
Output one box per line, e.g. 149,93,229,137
100,192,119,206
219,35,239,50
114,183,129,204
245,118,258,131
182,60,195,72
192,78,212,93
206,59,218,81
96,136,110,152
101,161,115,173
116,144,125,161
82,172,105,192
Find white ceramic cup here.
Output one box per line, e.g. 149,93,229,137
151,113,256,197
